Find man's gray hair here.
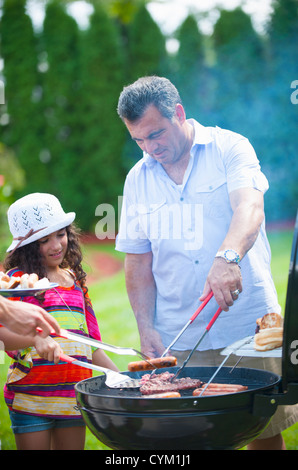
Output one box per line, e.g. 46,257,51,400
117,76,182,122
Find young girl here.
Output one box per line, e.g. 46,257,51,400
0,193,118,450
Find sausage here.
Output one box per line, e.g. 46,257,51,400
193,383,248,396
128,356,177,372
201,383,247,391
144,392,181,398
194,390,233,396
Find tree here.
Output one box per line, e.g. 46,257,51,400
173,15,209,119
128,3,167,81
120,3,168,171
0,0,47,192
40,1,83,212
211,8,265,133
78,2,126,230
0,142,26,254
268,0,298,40
262,0,298,220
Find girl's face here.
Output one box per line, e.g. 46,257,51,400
38,228,68,270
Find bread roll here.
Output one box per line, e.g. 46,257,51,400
34,277,50,288
28,273,39,288
256,312,283,330
20,273,29,288
254,327,283,351
8,277,21,289
0,280,9,289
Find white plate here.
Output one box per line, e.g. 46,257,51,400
0,283,59,298
220,335,282,358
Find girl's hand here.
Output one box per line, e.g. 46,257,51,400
34,335,62,364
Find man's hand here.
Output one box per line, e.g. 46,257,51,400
0,297,61,337
200,258,242,311
140,327,165,358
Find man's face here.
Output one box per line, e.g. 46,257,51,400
124,104,189,167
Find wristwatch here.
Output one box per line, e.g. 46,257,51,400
215,249,240,264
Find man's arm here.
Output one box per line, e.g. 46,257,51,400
200,187,265,311
124,251,165,357
0,296,61,337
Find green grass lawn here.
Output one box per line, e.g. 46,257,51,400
0,229,297,450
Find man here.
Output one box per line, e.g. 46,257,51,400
115,76,297,449
0,295,60,337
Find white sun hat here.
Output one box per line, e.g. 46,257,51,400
6,193,76,253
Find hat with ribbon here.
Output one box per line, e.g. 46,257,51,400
6,193,76,253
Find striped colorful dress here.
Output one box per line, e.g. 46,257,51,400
3,268,101,419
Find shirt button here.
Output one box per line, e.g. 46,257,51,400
194,260,199,264
180,197,184,201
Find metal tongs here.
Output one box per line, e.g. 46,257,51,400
55,328,150,360
161,291,215,359
171,303,222,380
150,291,221,378
37,328,151,388
197,336,254,397
60,353,141,388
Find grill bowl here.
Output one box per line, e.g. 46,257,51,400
75,365,280,450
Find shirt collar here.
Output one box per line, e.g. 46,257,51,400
142,119,214,169
189,119,214,146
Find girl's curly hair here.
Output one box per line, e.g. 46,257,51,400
3,224,88,297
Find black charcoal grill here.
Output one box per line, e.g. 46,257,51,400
75,212,298,450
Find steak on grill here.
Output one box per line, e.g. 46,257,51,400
140,371,202,395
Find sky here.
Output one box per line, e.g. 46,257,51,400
147,0,273,35
25,0,274,37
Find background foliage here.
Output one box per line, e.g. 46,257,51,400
0,0,297,243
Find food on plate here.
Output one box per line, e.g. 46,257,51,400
139,371,202,395
33,277,51,288
254,312,283,351
255,312,283,332
128,356,177,372
0,272,19,289
254,327,283,351
143,392,181,398
193,383,248,396
0,272,50,290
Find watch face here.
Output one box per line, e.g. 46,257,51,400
225,249,239,263
225,249,235,261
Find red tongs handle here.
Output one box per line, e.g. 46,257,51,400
206,306,222,331
189,291,214,322
59,352,76,364
161,291,214,357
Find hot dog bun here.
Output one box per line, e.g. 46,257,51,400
254,327,283,351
